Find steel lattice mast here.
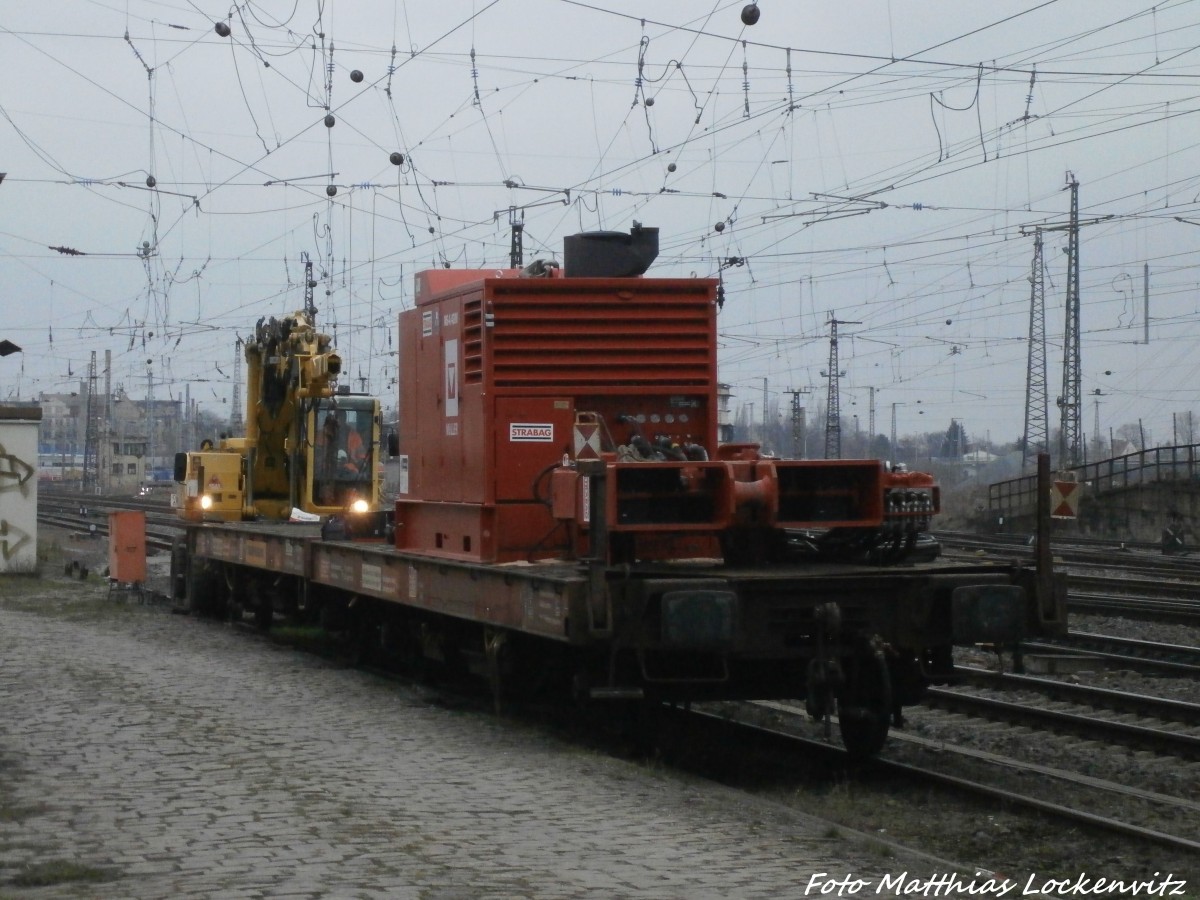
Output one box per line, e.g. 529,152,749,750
823,317,859,459
1023,176,1111,469
824,319,842,459
1023,227,1049,466
1060,175,1083,467
230,337,244,435
82,350,100,493
786,388,809,459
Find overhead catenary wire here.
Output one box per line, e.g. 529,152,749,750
4,1,1200,445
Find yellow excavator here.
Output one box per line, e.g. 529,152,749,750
173,271,382,522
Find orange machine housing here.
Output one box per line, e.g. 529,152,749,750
108,510,147,584
395,267,720,563
395,225,938,565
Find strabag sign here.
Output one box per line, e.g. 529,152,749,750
510,423,554,442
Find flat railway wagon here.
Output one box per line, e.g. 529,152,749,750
174,228,1067,757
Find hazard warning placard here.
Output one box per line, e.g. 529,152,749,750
574,422,601,459
1050,481,1080,519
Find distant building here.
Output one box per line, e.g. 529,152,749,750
961,449,999,480
36,387,86,482
36,386,183,492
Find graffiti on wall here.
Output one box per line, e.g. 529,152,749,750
0,441,36,561
0,442,36,494
0,518,31,561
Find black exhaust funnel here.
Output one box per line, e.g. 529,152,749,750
563,224,659,277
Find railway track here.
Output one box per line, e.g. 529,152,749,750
922,684,1200,759
1066,592,1200,626
876,722,1200,856
696,700,1200,859
942,531,1200,623
953,665,1200,725
1022,632,1200,677
1067,571,1200,600
939,530,1200,577
938,529,1161,552
38,510,180,554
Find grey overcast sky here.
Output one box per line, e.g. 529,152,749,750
3,1,1200,451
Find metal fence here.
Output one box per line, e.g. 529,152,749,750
989,444,1200,516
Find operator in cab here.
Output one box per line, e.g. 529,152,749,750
344,426,367,475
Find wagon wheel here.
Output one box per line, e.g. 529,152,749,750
222,565,244,623
251,579,273,631
837,644,892,759
169,536,189,602
348,601,386,668
484,628,508,715
185,558,226,618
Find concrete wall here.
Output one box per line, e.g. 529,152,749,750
987,478,1200,546
1073,481,1200,544
1,404,42,573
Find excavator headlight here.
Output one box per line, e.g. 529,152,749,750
199,494,214,510
349,498,370,514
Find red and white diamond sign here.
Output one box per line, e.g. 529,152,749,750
1050,481,1079,519
574,422,602,459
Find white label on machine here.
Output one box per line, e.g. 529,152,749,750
444,338,459,418
510,423,553,442
398,455,409,494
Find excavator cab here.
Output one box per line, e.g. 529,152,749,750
303,395,379,515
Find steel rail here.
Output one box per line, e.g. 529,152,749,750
1022,635,1200,676
922,688,1200,759
953,665,1200,726
724,701,1200,857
